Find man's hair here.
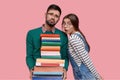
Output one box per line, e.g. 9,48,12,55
47,4,61,15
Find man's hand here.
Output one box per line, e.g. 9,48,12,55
63,68,67,80
29,68,34,80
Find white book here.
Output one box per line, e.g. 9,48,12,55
41,51,60,56
42,37,60,40
36,62,64,67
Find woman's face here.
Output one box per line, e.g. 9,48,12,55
62,18,75,35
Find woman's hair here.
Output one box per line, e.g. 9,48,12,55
62,13,90,51
62,13,79,31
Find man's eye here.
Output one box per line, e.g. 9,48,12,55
55,15,59,18
48,13,53,15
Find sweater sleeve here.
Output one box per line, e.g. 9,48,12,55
61,34,69,71
26,31,35,70
69,35,100,79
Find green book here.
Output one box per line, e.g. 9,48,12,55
41,56,61,59
41,42,61,46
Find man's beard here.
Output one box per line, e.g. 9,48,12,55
46,20,56,27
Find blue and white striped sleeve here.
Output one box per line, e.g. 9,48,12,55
69,34,100,79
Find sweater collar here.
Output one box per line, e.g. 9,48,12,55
42,24,55,33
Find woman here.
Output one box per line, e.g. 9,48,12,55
62,13,102,80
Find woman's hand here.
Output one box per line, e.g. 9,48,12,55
97,74,104,80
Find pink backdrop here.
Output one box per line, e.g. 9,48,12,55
0,0,120,80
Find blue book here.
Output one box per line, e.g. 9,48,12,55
33,72,63,76
32,75,63,80
42,39,61,42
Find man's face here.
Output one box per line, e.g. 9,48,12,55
46,9,60,27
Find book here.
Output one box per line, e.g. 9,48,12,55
36,63,64,67
41,39,61,42
36,59,65,64
32,75,63,80
41,42,61,46
40,34,60,37
41,37,60,40
41,46,60,51
41,51,60,56
33,66,64,76
36,59,64,67
41,55,61,59
41,51,61,59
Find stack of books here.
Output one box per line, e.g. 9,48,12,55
32,34,64,80
40,34,61,59
32,59,65,80
32,66,63,80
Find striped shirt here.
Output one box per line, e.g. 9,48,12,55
68,32,100,79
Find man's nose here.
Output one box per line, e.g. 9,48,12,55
51,15,56,19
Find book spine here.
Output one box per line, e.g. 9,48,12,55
36,62,64,67
41,37,60,40
36,59,65,63
41,51,60,56
41,56,61,59
41,42,61,46
41,46,60,51
33,72,63,75
41,39,61,42
40,34,60,37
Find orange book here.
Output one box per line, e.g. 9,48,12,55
41,46,60,51
34,66,64,72
36,58,65,64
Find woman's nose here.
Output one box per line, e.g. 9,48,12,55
64,25,69,28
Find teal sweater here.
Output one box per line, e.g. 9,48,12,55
26,27,69,70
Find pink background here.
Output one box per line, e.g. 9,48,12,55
0,0,120,80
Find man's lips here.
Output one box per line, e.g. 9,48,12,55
50,19,55,23
64,29,68,32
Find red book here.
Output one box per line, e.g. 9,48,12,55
40,34,60,37
41,63,59,66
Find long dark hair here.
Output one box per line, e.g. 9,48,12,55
62,13,90,52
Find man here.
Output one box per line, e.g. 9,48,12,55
26,4,69,79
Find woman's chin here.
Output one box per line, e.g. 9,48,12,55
66,32,71,35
